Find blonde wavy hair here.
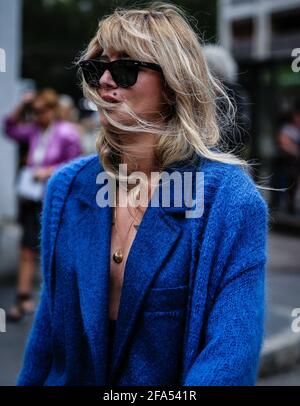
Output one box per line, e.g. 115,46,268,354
78,2,253,206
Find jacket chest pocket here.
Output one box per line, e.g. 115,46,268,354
117,285,189,385
143,285,189,313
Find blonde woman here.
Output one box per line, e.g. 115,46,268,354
18,2,268,386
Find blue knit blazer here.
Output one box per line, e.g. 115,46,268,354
17,154,268,386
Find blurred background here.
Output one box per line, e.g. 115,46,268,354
0,0,300,386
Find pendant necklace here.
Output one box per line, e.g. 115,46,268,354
112,193,141,264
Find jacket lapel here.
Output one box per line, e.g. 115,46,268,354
75,202,112,385
73,158,113,385
109,203,183,383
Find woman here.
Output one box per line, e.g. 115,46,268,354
4,88,81,321
17,3,268,386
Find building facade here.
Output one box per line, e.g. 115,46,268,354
0,0,22,220
218,0,300,162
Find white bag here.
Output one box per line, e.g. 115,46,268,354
16,167,44,202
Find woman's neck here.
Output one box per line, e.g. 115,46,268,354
119,133,160,179
39,122,51,131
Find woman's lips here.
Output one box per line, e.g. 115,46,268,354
101,95,120,103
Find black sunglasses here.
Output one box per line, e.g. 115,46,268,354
79,59,163,89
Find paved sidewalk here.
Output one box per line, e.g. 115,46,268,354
0,284,35,386
0,222,300,385
258,364,300,386
259,230,300,377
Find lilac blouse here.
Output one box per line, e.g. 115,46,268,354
4,117,82,169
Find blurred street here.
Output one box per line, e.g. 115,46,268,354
0,223,300,386
258,365,300,386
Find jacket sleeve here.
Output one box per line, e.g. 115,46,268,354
184,187,268,386
3,116,37,141
16,175,56,386
16,156,96,385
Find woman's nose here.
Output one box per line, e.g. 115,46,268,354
99,69,117,88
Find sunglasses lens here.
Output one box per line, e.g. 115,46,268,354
111,61,138,88
80,61,105,88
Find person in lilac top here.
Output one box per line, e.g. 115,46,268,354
3,88,82,321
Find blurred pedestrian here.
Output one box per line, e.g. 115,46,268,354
79,110,99,155
270,102,300,214
58,94,78,123
3,88,82,321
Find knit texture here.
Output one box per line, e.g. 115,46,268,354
17,154,268,386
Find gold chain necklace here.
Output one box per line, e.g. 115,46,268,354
111,168,162,264
112,191,141,264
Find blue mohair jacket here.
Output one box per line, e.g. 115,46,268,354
17,153,268,386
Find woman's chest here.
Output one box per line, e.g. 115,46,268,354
109,205,144,319
108,206,193,319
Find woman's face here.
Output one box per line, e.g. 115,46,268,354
97,48,168,128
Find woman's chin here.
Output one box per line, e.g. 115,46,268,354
99,111,115,127
99,114,108,127
99,111,132,129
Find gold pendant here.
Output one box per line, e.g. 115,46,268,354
113,249,123,264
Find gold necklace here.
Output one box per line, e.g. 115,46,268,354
112,193,141,264
111,169,161,264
